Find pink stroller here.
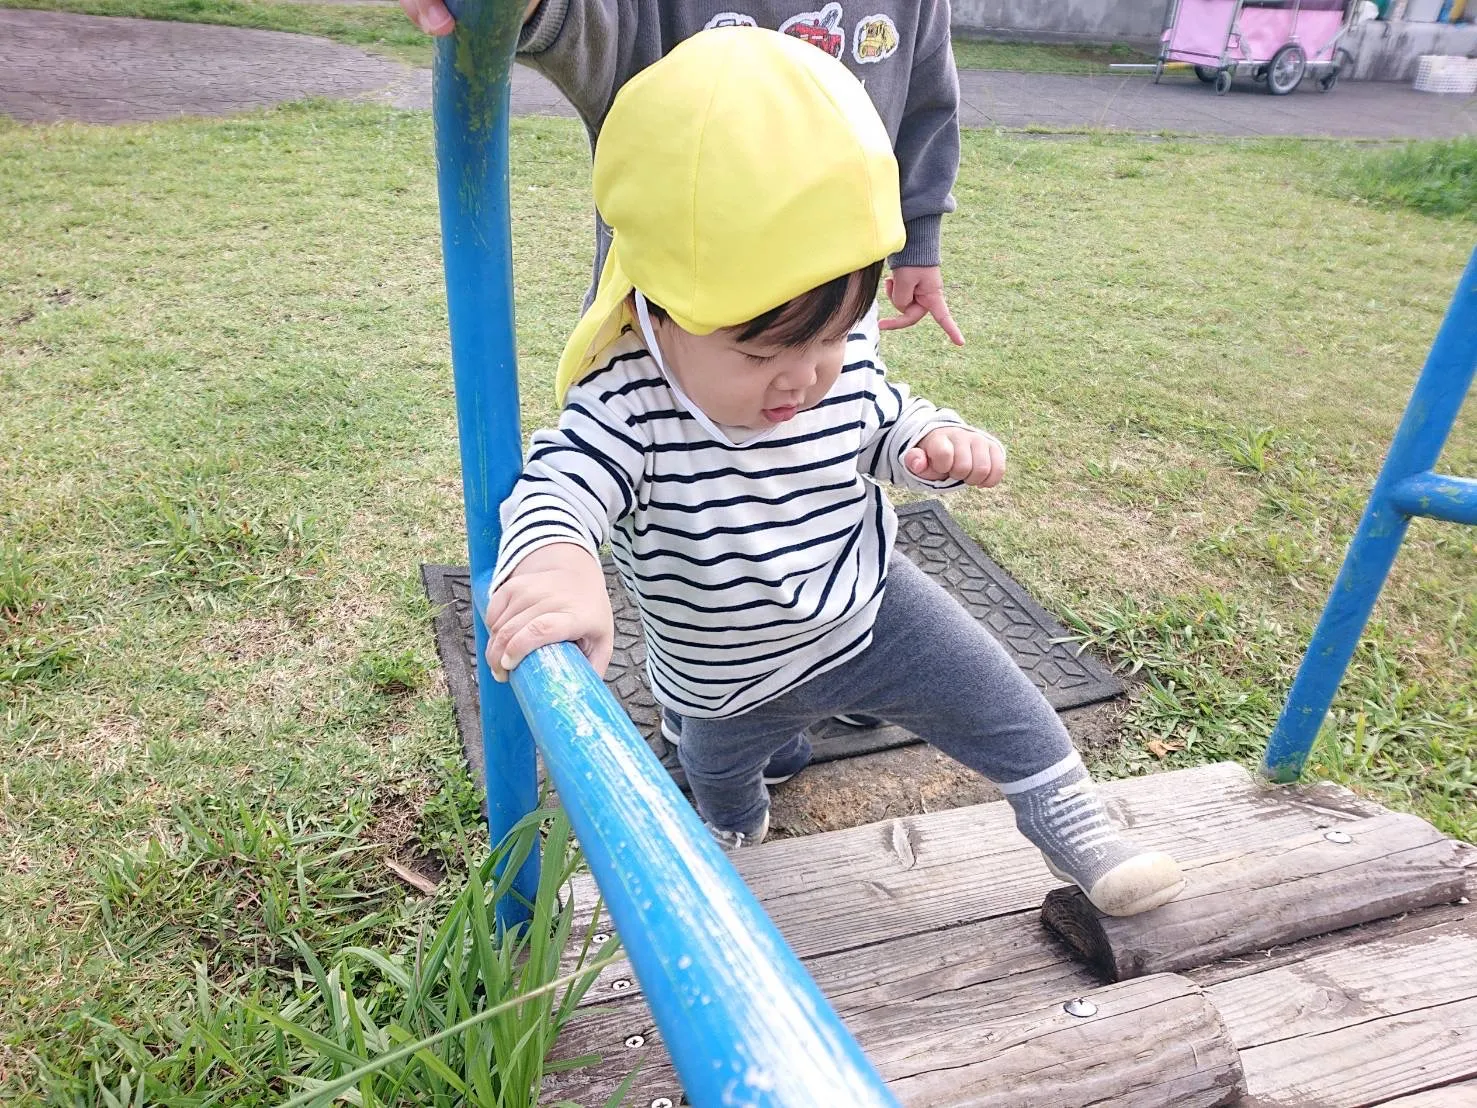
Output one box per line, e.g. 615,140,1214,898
1156,0,1358,94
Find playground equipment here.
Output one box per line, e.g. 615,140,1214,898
1156,0,1359,93
429,2,1477,1102
430,2,896,1103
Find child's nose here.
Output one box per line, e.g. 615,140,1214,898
774,360,817,391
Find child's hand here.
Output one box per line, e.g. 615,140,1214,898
880,266,965,346
904,427,1005,488
484,543,613,681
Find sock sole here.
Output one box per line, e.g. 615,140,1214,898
1045,852,1186,917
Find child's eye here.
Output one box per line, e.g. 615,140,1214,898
741,351,776,365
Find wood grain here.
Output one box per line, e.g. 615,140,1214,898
1042,812,1467,981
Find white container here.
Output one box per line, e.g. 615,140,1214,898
1413,54,1477,93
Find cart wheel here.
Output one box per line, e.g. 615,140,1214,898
1154,57,1166,84
1267,43,1306,95
1194,64,1219,84
1253,65,1268,83
1320,47,1353,92
1215,69,1232,95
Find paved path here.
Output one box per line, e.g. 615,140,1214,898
0,9,409,123
2,8,1473,137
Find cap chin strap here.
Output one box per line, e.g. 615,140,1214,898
632,289,780,448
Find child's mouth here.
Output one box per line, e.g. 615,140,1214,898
762,405,798,423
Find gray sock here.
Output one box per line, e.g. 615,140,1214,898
1002,755,1144,892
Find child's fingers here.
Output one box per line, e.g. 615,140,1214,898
925,432,955,478
585,628,615,679
944,435,973,481
494,609,585,678
981,440,1006,488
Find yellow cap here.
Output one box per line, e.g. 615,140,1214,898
554,26,905,402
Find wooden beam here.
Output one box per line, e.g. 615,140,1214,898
1041,812,1466,981
882,973,1245,1107
1211,920,1477,1105
551,973,1246,1107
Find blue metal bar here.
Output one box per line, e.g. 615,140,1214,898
512,642,901,1108
431,0,539,924
1263,247,1477,783
1388,471,1477,526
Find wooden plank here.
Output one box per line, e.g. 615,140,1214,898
1377,1082,1477,1106
549,971,1246,1107
1189,856,1476,989
1042,812,1468,981
548,910,1101,1104
563,763,1362,985
883,974,1244,1108
1210,921,1477,1105
548,764,1420,1105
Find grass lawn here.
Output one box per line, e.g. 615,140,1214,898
0,0,1161,74
3,103,1473,1096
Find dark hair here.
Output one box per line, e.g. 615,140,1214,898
646,259,884,348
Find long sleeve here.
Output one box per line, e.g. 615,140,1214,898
516,0,662,130
491,385,646,590
858,360,974,491
889,0,959,268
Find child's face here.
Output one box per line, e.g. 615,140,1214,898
651,317,848,430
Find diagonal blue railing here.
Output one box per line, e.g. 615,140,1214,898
431,2,900,1102
1263,247,1477,782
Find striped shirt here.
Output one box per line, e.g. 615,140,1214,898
493,324,972,718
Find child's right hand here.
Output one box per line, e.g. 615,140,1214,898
484,543,614,681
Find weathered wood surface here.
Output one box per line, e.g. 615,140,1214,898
561,763,1361,991
884,974,1244,1108
549,763,1477,1106
551,973,1245,1108
1042,812,1468,981
1188,854,1475,988
1212,920,1477,1106
1376,1083,1477,1106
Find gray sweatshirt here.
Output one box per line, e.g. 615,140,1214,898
517,0,959,294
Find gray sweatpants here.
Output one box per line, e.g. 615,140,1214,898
674,551,1078,836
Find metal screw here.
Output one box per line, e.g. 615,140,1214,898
651,1100,674,1108
612,978,632,991
1063,998,1098,1018
592,933,610,945
625,1034,645,1048
1324,830,1352,844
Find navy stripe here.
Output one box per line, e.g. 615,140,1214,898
624,522,856,569
499,524,590,570
641,477,856,515
643,420,864,455
566,403,645,455
643,447,861,485
631,490,867,543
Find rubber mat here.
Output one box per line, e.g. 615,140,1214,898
423,499,1122,789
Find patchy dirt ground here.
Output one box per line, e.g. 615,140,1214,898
769,699,1127,836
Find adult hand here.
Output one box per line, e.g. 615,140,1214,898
399,0,454,35
397,0,541,36
484,542,614,680
880,265,965,346
904,427,1005,487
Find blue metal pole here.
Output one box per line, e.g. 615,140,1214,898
1387,471,1477,527
511,643,901,1108
432,0,539,924
1262,247,1477,782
